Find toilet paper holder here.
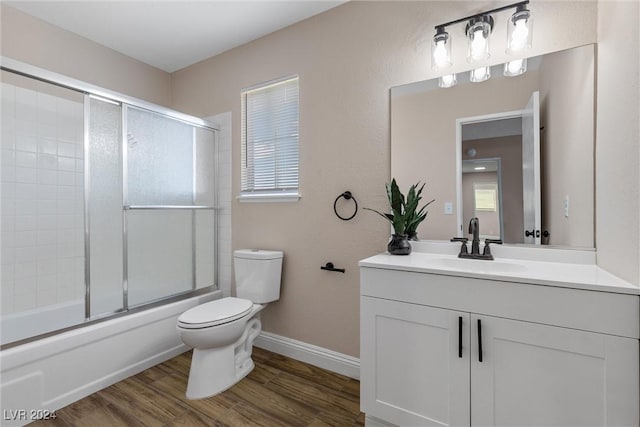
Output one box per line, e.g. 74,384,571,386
321,262,345,273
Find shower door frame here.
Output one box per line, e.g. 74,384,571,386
1,57,221,346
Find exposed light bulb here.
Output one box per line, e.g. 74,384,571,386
473,67,487,80
441,74,455,85
504,58,527,77
508,59,522,73
466,17,492,62
506,8,532,55
509,19,529,52
470,66,490,82
433,40,448,67
431,29,451,69
471,29,488,60
439,73,457,88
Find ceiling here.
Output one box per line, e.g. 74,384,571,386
462,117,523,141
6,1,346,73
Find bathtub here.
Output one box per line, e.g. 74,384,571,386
0,290,220,427
1,300,86,346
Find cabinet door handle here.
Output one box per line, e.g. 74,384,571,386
477,318,483,363
458,316,463,358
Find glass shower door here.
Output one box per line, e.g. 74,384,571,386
124,107,216,307
1,65,218,346
88,96,124,316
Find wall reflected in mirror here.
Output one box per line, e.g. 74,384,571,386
391,44,595,248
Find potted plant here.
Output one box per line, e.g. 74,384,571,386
365,179,434,255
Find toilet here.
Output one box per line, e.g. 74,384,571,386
177,249,283,399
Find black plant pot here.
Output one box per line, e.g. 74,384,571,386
388,234,412,255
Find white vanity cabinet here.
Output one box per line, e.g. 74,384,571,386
360,264,640,427
470,314,638,426
361,296,470,426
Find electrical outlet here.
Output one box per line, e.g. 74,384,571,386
564,195,570,218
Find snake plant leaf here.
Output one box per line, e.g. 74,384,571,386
366,179,434,237
388,179,404,216
363,207,395,224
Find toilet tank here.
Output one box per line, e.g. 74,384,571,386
234,249,283,303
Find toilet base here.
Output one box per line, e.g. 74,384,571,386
185,316,262,399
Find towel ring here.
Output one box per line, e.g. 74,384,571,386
334,191,358,221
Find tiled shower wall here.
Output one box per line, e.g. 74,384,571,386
1,82,85,314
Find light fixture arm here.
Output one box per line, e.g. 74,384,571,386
434,0,529,31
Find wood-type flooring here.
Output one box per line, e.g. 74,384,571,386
29,347,365,427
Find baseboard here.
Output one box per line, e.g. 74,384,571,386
365,415,397,427
254,331,360,380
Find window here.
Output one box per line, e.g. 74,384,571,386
240,76,299,202
473,183,498,211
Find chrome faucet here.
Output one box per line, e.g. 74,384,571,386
450,217,502,260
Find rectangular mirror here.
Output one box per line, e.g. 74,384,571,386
391,44,595,248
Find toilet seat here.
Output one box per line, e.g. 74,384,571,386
177,297,253,329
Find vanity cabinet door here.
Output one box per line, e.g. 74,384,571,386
471,315,639,427
361,296,470,426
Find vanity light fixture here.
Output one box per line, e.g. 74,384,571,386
439,73,457,88
431,1,532,84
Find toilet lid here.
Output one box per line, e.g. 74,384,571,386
177,297,253,329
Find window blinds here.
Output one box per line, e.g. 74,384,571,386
241,76,299,195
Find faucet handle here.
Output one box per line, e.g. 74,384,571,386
451,237,469,242
451,237,469,256
483,239,502,258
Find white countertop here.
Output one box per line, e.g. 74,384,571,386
360,250,640,295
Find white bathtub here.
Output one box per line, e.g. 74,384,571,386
1,300,86,346
0,291,220,427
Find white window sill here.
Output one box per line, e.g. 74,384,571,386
237,192,301,203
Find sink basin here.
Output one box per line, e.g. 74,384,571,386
431,257,528,274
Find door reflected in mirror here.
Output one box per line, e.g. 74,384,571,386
457,91,540,245
391,44,595,248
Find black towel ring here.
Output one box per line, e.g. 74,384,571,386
334,191,358,221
